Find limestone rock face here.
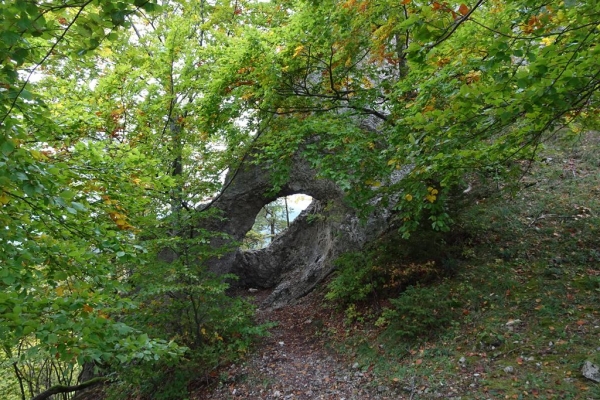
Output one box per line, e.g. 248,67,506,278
195,152,397,308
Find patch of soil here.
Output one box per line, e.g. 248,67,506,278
193,288,400,399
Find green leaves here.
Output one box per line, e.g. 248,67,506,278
0,1,198,397
210,0,599,238
1,0,598,396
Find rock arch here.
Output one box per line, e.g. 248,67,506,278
194,152,395,308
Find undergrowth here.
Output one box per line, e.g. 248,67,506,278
325,131,600,399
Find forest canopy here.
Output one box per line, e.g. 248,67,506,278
1,0,598,398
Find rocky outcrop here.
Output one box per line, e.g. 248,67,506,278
195,150,400,308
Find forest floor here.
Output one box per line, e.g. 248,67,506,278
194,287,404,400
194,131,600,400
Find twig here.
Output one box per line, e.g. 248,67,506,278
426,0,485,51
1,0,94,125
528,213,579,227
408,374,417,400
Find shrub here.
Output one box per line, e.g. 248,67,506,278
326,229,462,306
107,229,273,399
382,284,460,341
325,252,380,304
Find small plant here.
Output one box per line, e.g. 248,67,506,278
325,252,380,304
326,228,463,306
383,285,459,341
344,304,365,325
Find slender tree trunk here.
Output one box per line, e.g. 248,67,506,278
284,196,290,228
12,363,26,400
169,116,184,233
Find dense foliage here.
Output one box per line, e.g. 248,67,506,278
1,0,598,398
217,0,599,235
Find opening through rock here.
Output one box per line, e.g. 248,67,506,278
243,194,314,250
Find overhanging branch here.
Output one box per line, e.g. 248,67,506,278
30,377,108,400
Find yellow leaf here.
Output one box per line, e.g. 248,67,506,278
293,45,305,58
405,194,413,201
541,37,555,46
0,194,9,205
98,47,113,58
56,286,65,296
426,194,437,203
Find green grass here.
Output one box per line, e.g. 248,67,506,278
325,131,600,399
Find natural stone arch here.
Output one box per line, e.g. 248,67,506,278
192,150,398,308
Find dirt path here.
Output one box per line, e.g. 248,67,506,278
195,289,402,400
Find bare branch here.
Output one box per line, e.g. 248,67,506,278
30,377,108,400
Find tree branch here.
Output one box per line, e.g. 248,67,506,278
1,0,94,125
30,377,108,400
426,0,485,51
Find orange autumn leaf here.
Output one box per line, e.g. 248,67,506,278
458,3,469,16
402,0,411,4
528,15,539,27
83,304,93,313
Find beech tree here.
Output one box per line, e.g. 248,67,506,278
1,0,598,398
0,1,254,398
209,0,599,235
